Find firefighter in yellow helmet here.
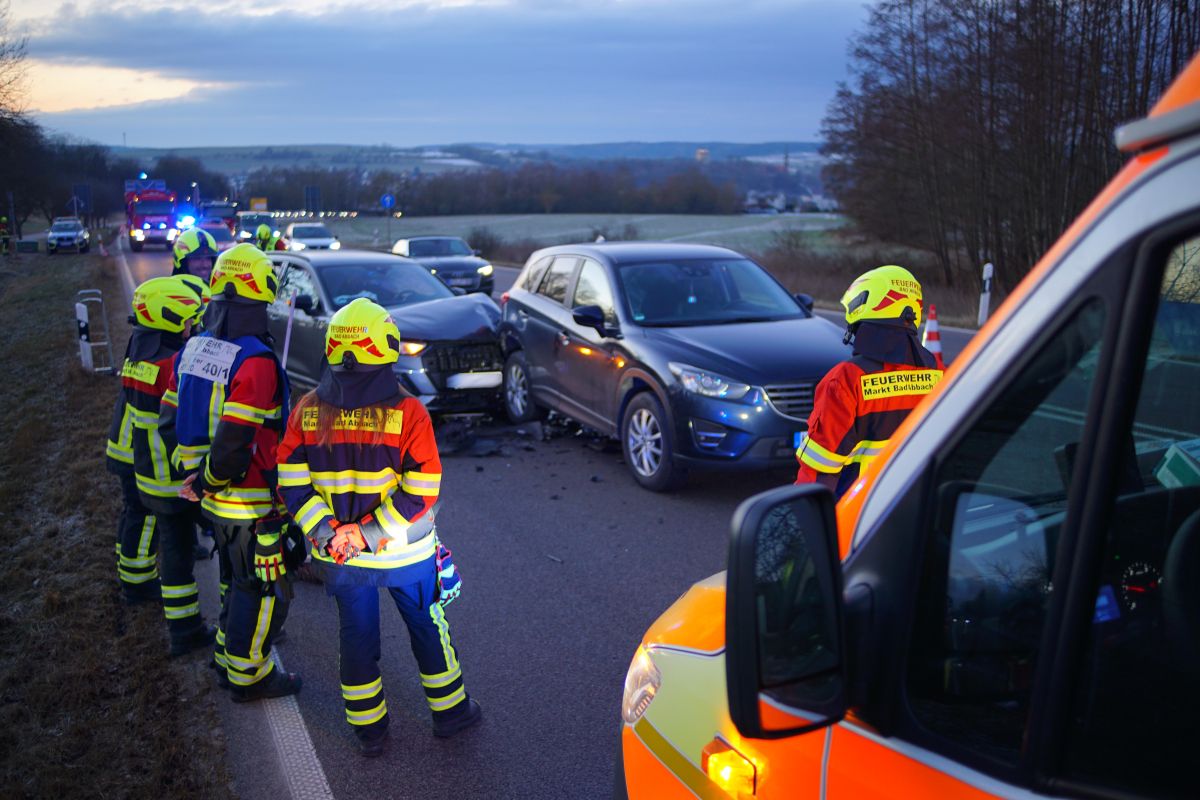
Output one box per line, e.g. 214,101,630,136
172,227,219,283
106,275,209,607
165,243,302,698
255,223,286,252
795,265,942,497
277,297,477,757
115,275,221,653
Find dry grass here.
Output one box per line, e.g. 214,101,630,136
0,252,233,799
752,228,993,328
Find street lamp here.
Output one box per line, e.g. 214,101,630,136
192,182,200,209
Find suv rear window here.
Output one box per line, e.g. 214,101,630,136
537,256,577,304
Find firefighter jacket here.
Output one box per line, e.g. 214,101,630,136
162,331,288,522
796,322,941,494
108,328,195,512
106,335,146,476
277,393,442,587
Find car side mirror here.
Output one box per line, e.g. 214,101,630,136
572,304,608,335
794,293,815,313
473,249,482,256
726,483,847,739
295,294,317,314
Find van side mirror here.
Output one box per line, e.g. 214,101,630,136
794,293,815,313
726,483,847,739
572,304,610,335
295,294,316,314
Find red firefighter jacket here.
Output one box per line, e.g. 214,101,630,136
796,355,942,493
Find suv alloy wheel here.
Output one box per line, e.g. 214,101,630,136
621,392,684,492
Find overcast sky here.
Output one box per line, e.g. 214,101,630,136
13,0,865,148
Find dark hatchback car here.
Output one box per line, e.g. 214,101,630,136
266,250,504,414
499,242,849,490
392,236,495,295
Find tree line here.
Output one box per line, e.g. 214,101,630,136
823,0,1200,290
241,161,752,216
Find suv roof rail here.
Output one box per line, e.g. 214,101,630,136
1115,99,1200,153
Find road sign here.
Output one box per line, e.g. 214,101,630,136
304,186,321,213
380,193,395,209
71,183,92,214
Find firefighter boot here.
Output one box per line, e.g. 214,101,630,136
169,623,216,657
432,697,482,738
231,669,302,703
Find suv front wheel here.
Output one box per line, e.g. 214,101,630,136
621,392,684,492
503,350,547,424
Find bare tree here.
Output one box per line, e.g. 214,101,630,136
824,0,1200,291
0,0,27,120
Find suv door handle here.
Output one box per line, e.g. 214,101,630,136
557,331,571,347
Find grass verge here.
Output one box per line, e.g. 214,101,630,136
0,251,233,799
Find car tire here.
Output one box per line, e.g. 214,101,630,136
80,243,89,253
621,392,685,492
503,350,547,424
131,241,143,252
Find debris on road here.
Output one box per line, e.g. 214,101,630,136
545,554,564,564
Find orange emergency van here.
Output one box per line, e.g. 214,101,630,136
619,53,1200,800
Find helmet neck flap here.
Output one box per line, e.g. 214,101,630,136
849,318,935,368
203,297,270,341
316,363,403,410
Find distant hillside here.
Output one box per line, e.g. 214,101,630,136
109,141,823,176
466,141,821,161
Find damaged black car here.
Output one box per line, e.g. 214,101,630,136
267,250,503,414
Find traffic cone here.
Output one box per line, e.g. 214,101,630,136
922,303,945,370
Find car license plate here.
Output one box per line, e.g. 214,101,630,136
448,277,474,287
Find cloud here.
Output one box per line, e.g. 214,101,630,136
24,59,231,112
21,0,864,146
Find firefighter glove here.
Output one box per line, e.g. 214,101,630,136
328,523,368,565
436,542,461,607
254,530,287,583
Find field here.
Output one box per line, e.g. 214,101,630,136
316,212,847,255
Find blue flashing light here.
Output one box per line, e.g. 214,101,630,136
138,172,148,180
158,222,168,229
142,222,151,229
179,215,196,229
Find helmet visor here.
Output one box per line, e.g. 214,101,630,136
184,255,215,283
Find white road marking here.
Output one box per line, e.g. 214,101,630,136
265,651,335,800
114,230,136,303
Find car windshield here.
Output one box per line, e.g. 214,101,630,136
616,258,805,326
293,225,332,238
51,222,80,232
136,201,173,215
408,238,472,257
318,261,454,310
203,226,233,242
240,215,273,228
204,207,236,219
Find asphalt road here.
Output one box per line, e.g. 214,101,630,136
117,243,979,799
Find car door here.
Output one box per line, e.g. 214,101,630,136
519,255,580,410
557,258,625,432
269,262,327,387
826,155,1200,798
